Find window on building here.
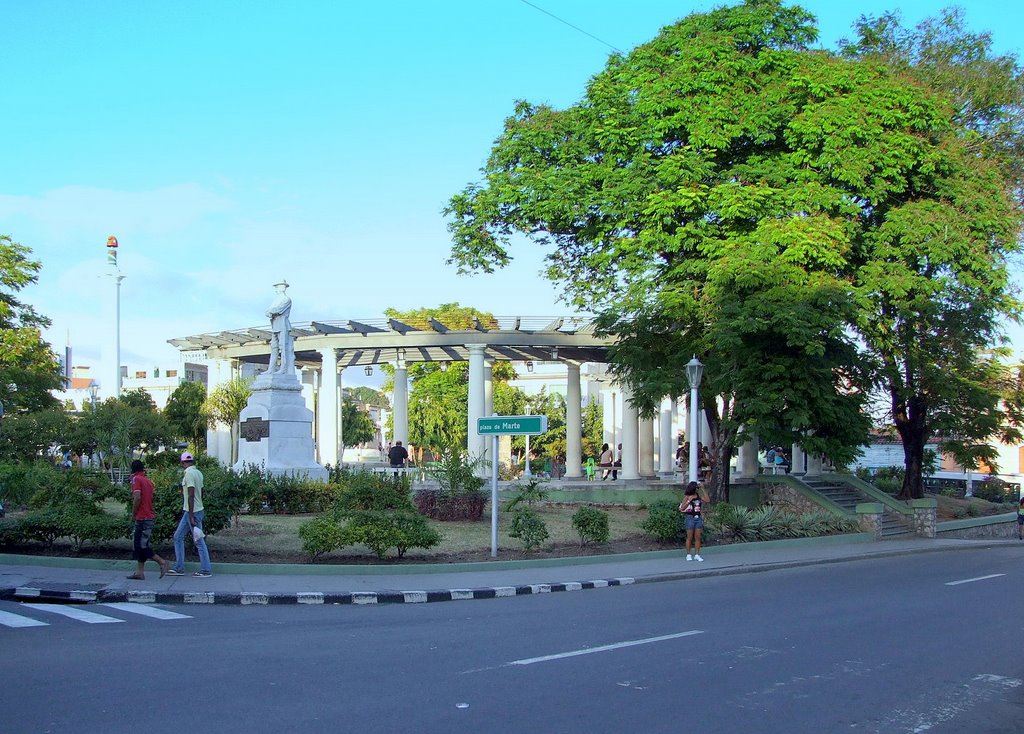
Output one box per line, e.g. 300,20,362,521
167,370,178,378
135,371,147,379
154,368,160,378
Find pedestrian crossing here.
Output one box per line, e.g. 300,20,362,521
0,601,192,628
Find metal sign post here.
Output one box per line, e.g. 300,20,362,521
477,415,550,558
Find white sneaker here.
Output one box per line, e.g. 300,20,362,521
694,554,704,562
685,554,693,561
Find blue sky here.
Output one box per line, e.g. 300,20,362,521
3,1,1022,390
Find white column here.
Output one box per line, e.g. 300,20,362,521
392,358,409,446
317,349,339,467
483,360,494,467
564,363,583,478
659,397,674,476
638,417,655,478
805,452,822,477
739,431,759,478
601,387,618,448
483,360,494,417
620,384,641,481
791,443,806,475
104,271,125,399
466,344,487,462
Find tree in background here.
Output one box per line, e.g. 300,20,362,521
0,234,62,413
345,386,389,410
581,399,603,460
838,6,1024,497
382,304,523,456
163,380,208,451
203,376,252,464
340,396,375,456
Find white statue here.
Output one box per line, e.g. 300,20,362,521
266,280,294,374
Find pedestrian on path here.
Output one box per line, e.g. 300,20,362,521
1017,496,1024,540
126,460,169,580
680,481,708,562
598,443,614,480
167,452,213,578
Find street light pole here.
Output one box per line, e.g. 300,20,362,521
686,356,704,484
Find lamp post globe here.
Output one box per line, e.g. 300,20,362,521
686,356,704,484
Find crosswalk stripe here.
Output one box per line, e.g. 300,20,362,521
0,609,49,628
100,602,191,620
21,603,123,624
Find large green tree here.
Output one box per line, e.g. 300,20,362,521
340,396,376,453
0,235,62,414
839,6,1024,496
445,0,1022,500
446,0,873,500
163,380,208,451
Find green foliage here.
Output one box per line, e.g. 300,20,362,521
508,507,549,551
639,499,686,543
0,234,63,414
0,408,72,461
340,396,376,450
298,514,349,559
235,465,336,514
342,510,442,559
971,477,1017,504
446,0,1024,502
504,476,549,511
428,444,486,498
572,506,610,546
202,376,252,464
300,471,441,560
334,471,412,512
163,381,208,451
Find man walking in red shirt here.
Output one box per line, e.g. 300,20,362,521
126,459,170,580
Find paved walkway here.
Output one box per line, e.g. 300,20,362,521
1,537,1018,606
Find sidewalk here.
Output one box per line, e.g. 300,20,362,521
0,536,1016,607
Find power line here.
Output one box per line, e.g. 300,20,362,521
518,0,623,54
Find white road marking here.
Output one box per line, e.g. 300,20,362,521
945,574,1005,586
0,609,49,628
99,602,191,620
508,630,704,666
21,603,122,624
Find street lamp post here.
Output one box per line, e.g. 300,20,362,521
686,356,704,484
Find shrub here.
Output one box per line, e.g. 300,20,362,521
0,517,25,548
640,499,685,542
67,512,130,552
298,515,348,559
342,510,442,559
572,506,610,546
971,478,1016,504
504,476,549,511
335,471,412,513
414,489,487,521
508,508,549,551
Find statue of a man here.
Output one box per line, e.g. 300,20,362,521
266,280,293,375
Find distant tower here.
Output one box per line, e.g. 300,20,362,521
104,235,125,398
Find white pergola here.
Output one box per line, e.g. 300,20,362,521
170,315,769,481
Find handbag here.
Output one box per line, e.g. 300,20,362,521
191,525,205,543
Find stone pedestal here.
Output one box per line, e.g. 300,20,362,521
233,372,328,481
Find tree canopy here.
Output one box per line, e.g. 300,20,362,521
163,380,208,451
0,234,62,414
445,0,1023,499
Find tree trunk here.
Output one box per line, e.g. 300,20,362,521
894,395,927,500
703,398,737,504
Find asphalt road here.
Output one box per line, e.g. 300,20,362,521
2,547,1021,734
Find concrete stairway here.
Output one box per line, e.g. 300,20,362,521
800,476,912,537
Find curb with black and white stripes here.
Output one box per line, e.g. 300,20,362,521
6,578,636,606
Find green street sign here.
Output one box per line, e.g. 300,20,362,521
477,415,548,436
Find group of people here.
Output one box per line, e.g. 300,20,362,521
597,443,622,480
126,451,213,580
675,441,714,482
765,446,790,473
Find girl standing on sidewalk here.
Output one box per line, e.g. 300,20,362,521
680,481,708,562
